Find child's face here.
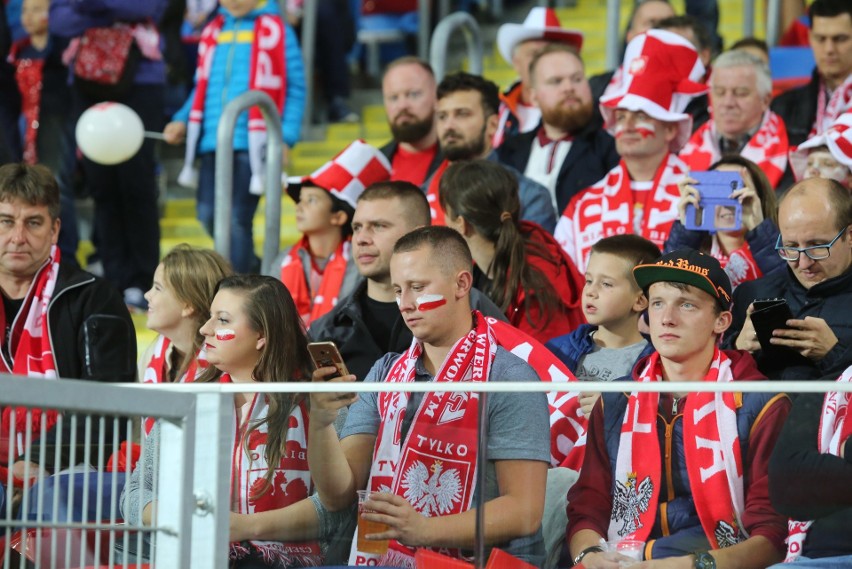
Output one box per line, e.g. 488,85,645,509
21,0,49,36
294,186,339,234
582,252,645,328
220,0,261,18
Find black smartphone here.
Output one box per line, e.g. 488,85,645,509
307,341,351,378
750,299,794,354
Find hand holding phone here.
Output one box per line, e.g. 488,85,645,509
307,341,351,379
683,171,744,232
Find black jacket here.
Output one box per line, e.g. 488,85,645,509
769,391,852,558
771,68,821,147
496,117,620,214
308,280,507,382
4,261,137,469
725,265,852,381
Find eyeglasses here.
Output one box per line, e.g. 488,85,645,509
775,227,848,261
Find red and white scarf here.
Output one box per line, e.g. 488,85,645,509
0,245,61,462
485,317,587,470
813,75,852,138
425,160,450,226
349,312,495,567
710,237,761,290
555,155,686,272
141,336,208,434
178,13,286,195
784,368,852,561
280,237,350,326
229,381,322,567
608,349,747,548
679,110,789,189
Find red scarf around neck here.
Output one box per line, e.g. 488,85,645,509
608,349,747,549
0,245,62,465
280,236,350,326
178,13,286,195
710,237,761,290
141,336,208,434
555,155,685,272
349,311,495,567
785,367,852,561
679,110,789,188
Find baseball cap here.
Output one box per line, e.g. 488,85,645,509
633,248,732,307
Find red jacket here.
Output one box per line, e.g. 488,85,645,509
508,221,585,345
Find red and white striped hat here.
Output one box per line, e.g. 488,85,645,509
788,112,852,181
497,7,583,66
287,139,392,208
600,29,707,152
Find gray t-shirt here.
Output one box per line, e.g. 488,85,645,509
574,334,648,382
341,345,550,565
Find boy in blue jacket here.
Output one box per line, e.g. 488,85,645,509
163,0,305,273
546,234,660,415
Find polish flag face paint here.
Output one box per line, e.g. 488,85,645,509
215,329,236,341
415,294,446,311
634,120,657,139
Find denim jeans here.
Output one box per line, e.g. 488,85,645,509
197,151,261,274
768,555,852,568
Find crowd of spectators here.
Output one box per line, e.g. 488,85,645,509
1,0,852,567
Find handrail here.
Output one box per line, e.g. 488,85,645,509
429,12,484,83
214,90,283,276
299,0,318,131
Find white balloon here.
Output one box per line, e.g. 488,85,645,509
75,102,145,165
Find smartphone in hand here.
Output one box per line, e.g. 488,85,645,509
750,298,797,360
307,341,351,378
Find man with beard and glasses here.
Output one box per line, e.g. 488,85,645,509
422,72,556,232
498,44,620,215
555,30,707,273
379,57,443,186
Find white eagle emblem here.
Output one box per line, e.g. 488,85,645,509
401,460,462,516
714,520,742,548
612,472,654,537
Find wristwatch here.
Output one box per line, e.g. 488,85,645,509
693,551,717,569
573,545,604,566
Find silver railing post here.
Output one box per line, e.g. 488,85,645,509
743,0,756,38
215,90,284,275
429,12,484,83
605,0,621,70
766,0,782,46
419,0,432,61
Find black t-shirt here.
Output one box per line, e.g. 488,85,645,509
2,294,25,363
358,294,400,353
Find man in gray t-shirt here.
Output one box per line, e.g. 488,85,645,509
308,227,551,567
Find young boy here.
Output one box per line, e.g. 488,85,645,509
280,140,391,325
163,0,305,273
546,234,660,416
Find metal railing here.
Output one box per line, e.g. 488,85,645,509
214,91,284,276
430,12,484,83
4,373,843,567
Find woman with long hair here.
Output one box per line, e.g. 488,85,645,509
439,159,585,344
666,155,784,290
140,244,232,389
123,275,351,567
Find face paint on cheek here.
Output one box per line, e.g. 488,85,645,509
634,120,656,139
416,294,447,311
613,123,626,138
215,329,236,341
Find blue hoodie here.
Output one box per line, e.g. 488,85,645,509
172,0,305,151
546,323,655,374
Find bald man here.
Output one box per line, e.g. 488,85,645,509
727,177,852,380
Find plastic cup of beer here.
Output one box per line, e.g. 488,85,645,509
606,539,645,565
357,490,390,555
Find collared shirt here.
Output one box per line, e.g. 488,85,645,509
525,128,573,211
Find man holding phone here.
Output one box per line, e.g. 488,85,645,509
308,226,550,566
728,177,852,380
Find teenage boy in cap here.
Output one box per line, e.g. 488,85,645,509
554,30,706,273
493,7,583,148
280,139,391,325
567,248,790,568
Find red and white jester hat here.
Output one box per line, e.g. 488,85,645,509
788,112,852,181
600,29,708,153
287,139,392,208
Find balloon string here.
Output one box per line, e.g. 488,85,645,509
144,131,167,140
